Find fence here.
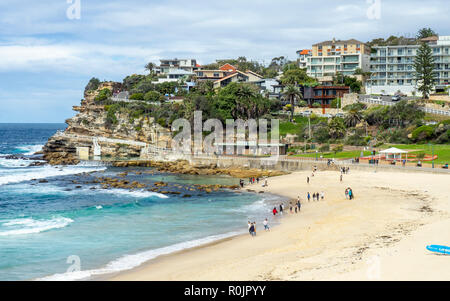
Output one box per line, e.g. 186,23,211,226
358,97,450,116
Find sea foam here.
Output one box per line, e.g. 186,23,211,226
0,217,74,236
38,231,242,281
0,164,106,186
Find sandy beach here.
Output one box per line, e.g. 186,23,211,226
108,168,450,281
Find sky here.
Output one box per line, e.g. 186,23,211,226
0,0,449,123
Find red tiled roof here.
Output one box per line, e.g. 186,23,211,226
298,49,311,55
219,63,237,72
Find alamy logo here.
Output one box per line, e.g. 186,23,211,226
66,0,81,20
66,255,81,273
366,0,381,20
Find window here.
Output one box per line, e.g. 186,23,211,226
213,73,220,77
197,72,203,76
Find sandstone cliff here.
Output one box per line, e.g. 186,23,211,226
43,82,171,165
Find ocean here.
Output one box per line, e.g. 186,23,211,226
0,123,284,281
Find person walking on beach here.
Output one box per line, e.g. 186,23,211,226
263,219,270,231
297,199,301,212
348,188,353,200
307,176,310,184
340,174,343,182
272,207,278,216
248,221,253,236
249,222,256,237
321,191,324,201
279,204,284,215
307,192,311,202
345,188,349,199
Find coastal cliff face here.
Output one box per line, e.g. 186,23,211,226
43,82,171,165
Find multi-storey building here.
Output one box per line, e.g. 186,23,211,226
158,58,198,74
296,49,312,68
367,36,450,96
306,39,371,80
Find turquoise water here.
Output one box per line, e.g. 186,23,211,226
0,124,284,281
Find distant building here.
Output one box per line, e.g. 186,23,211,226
306,38,371,80
303,85,349,108
296,49,312,68
194,70,229,81
212,69,264,89
367,35,450,96
158,58,198,74
213,70,250,89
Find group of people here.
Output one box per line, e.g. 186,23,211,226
345,187,354,200
248,218,271,237
289,197,302,213
307,191,324,202
340,167,350,174
273,203,284,216
240,177,268,188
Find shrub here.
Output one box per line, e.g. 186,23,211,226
84,77,101,92
144,91,163,102
129,93,144,100
157,117,167,127
94,88,112,102
332,144,344,154
319,144,330,152
346,133,367,146
411,125,434,142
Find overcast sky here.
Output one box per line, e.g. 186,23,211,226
1,0,449,122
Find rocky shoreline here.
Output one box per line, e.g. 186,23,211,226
111,159,287,179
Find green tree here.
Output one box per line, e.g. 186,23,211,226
280,67,317,86
414,42,435,99
416,28,437,40
84,77,101,92
344,106,364,127
328,117,346,139
282,84,303,122
344,76,362,93
144,91,163,102
145,62,156,74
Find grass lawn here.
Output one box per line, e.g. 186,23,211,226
291,150,373,159
289,144,450,165
279,116,328,136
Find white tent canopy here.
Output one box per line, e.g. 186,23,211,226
380,147,409,161
379,147,408,154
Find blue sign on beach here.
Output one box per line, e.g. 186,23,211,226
426,245,450,255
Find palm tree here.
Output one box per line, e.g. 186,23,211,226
235,84,258,119
282,84,303,122
344,107,364,127
145,62,156,75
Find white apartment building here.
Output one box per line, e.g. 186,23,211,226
367,36,450,96
306,39,371,81
158,58,198,74
307,53,370,78
296,49,312,68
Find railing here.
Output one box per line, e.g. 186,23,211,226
358,97,450,116
109,97,161,106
